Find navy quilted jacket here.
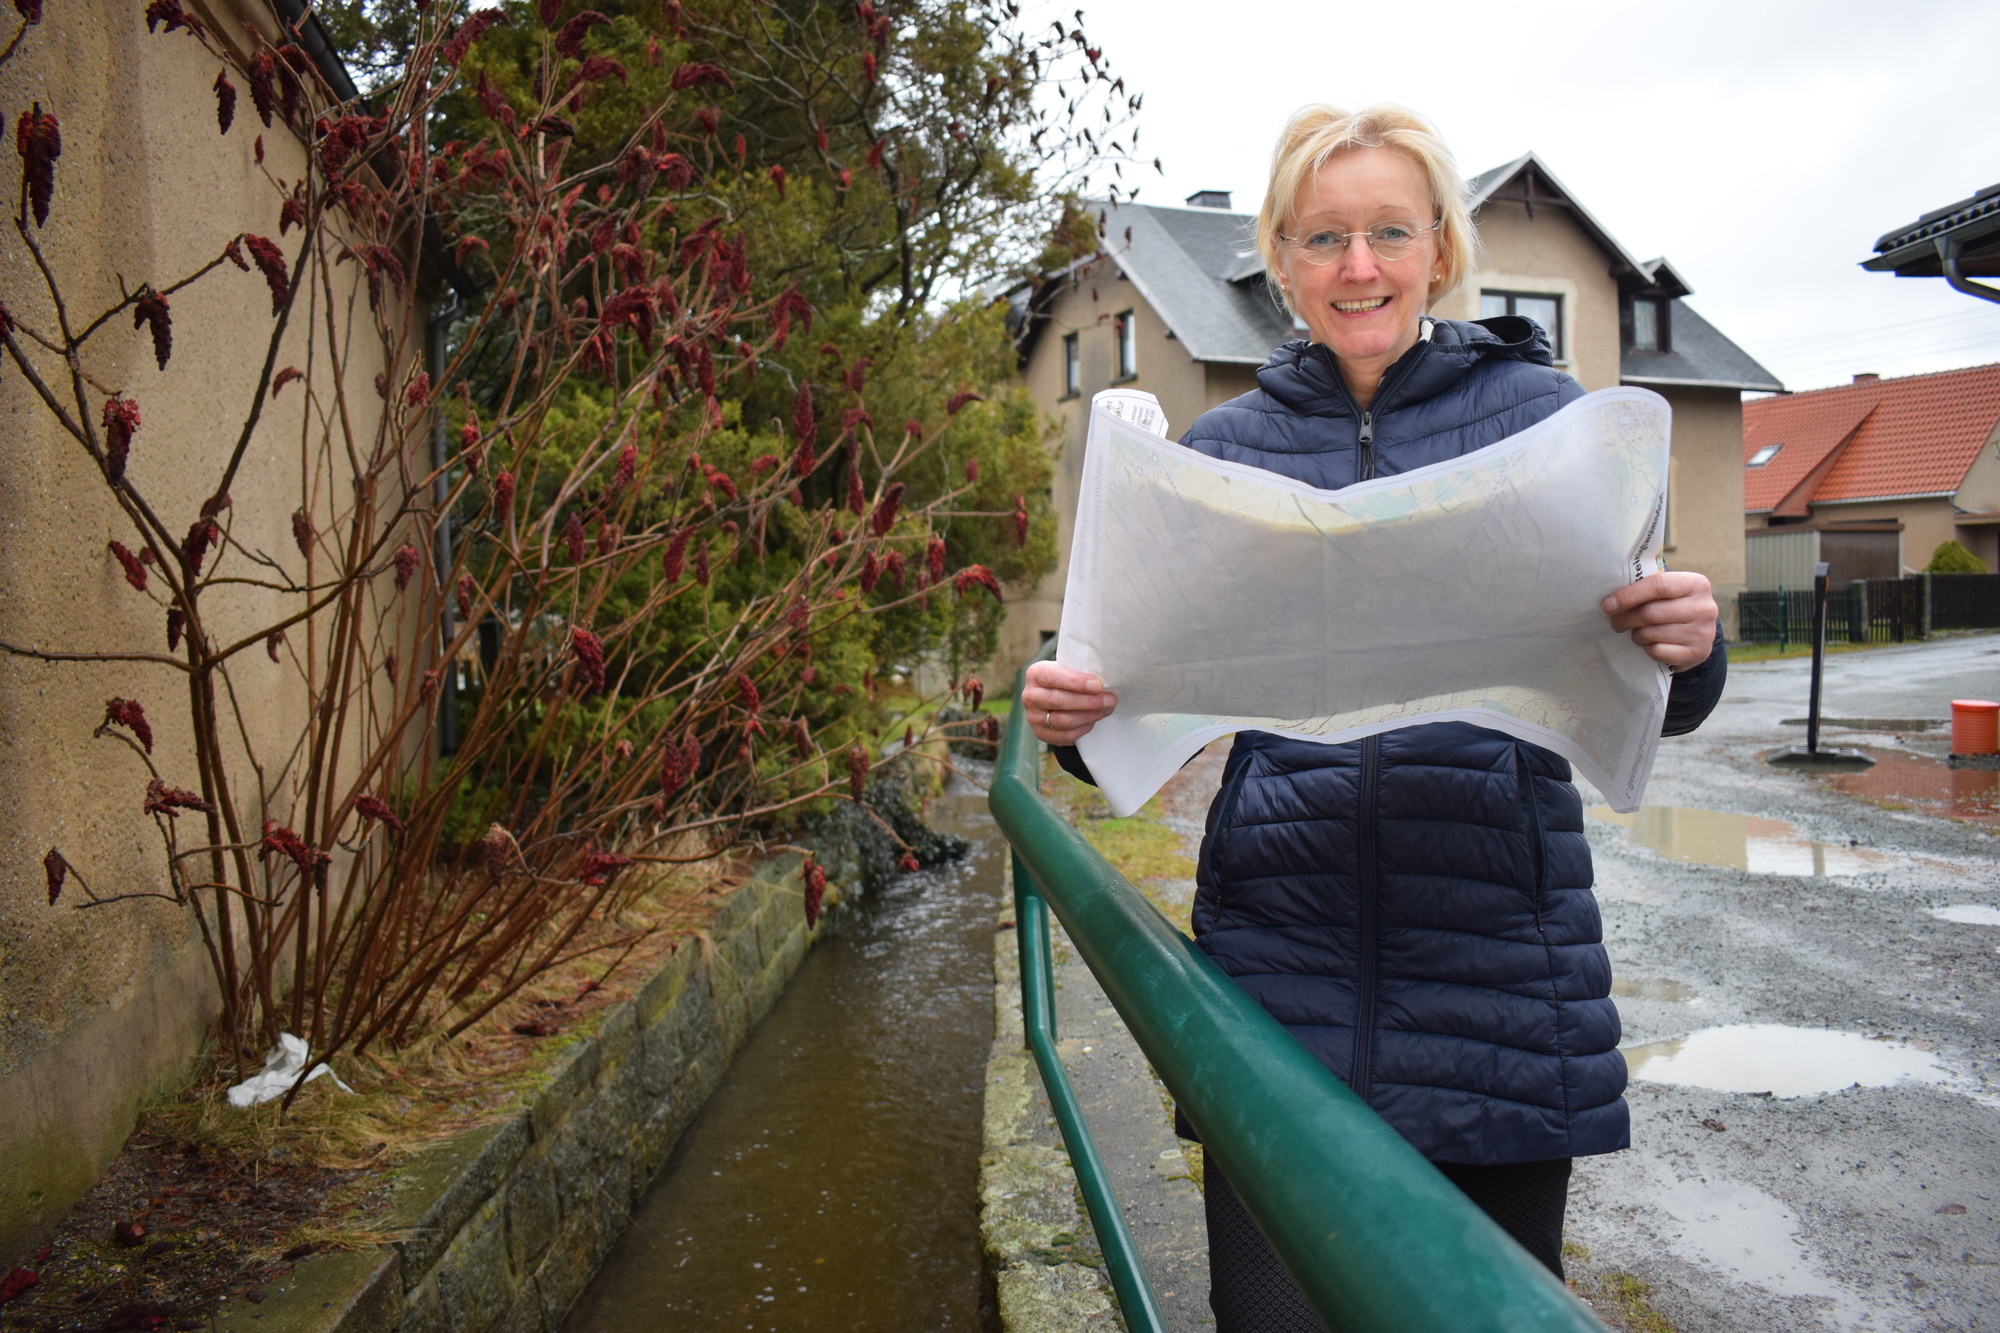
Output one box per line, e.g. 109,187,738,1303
1057,316,1726,1164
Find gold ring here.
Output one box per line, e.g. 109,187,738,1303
1046,709,1054,729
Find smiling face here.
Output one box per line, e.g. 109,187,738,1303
1277,146,1441,398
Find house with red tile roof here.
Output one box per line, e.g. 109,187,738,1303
1742,362,2000,588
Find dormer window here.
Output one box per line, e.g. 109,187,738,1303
1748,444,1781,467
1631,297,1669,352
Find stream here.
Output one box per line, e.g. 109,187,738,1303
562,776,1004,1331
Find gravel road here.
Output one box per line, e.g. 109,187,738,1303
1565,633,2000,1331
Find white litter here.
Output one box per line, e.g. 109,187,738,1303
1056,386,1673,817
225,1032,355,1107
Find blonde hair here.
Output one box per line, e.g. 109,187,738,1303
1255,103,1477,316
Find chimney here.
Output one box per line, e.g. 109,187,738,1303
1185,190,1233,210
1852,373,1880,384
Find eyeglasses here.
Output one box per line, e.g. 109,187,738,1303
1275,219,1441,265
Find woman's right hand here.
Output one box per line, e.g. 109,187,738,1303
1023,661,1116,746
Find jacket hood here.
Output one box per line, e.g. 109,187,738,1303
1254,316,1558,419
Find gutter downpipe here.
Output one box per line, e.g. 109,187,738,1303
1938,236,2000,305
990,646,1609,1332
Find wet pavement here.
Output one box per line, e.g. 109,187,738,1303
1568,633,2000,1330
1049,634,2000,1330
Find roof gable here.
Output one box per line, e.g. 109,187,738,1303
1743,362,2000,511
1466,152,1655,288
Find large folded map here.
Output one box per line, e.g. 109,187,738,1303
1055,386,1673,816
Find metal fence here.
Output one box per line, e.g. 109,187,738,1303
990,647,1609,1333
1738,586,1866,647
1738,574,2000,645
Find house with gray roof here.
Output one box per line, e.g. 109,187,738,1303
993,153,1780,672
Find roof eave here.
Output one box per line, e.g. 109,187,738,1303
1810,490,1959,505
1621,374,1785,393
1862,213,2000,276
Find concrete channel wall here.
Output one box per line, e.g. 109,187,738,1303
216,857,820,1333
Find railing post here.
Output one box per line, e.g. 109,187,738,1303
1011,850,1166,1333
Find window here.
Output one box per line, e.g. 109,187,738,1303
1479,290,1562,357
1062,332,1080,397
1631,298,1664,351
1748,444,1782,467
1114,310,1137,380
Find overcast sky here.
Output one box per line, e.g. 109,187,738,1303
1042,0,2000,393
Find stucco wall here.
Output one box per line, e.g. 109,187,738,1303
0,0,395,1261
997,260,1218,677
1436,200,1624,393
1651,385,1748,623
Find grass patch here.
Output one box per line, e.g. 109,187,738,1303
1079,812,1196,882
1726,639,1886,664
1040,757,1198,930
1563,1243,1682,1333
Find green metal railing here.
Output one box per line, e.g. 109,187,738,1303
990,652,1610,1332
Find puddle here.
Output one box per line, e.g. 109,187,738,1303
1624,1024,1946,1098
1931,904,2000,925
1612,976,1698,1002
1652,1177,1860,1319
1825,749,2000,825
1587,805,1886,876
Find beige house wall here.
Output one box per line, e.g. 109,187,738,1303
0,0,396,1262
1953,419,2000,514
1653,386,1749,629
1433,200,1625,392
995,259,1261,678
1950,419,2000,570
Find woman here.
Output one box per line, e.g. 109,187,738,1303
1024,104,1725,1327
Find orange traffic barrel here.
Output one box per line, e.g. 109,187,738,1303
1951,700,2000,755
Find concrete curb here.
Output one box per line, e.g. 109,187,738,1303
216,855,827,1333
978,902,1122,1332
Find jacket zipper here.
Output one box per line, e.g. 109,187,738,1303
1351,734,1381,1099
1321,324,1429,484
1515,746,1547,923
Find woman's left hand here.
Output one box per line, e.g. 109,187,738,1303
1602,571,1718,671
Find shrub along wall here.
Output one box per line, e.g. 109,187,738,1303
214,854,821,1333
